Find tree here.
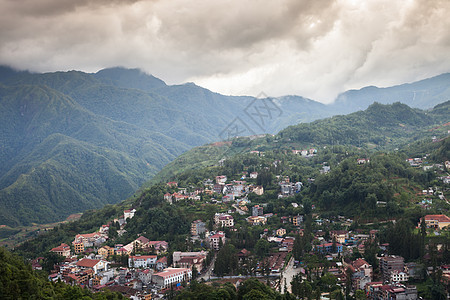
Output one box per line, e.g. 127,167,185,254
192,265,199,280
254,239,270,258
355,289,366,300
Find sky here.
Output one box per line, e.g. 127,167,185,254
1,0,449,103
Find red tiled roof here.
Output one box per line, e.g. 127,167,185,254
424,214,450,222
136,236,150,244
76,259,100,268
353,258,370,269
157,256,168,263
130,255,157,260
153,268,190,279
51,243,70,252
210,233,225,239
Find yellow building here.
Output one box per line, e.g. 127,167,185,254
424,215,450,229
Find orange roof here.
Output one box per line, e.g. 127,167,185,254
425,215,450,222
51,243,70,252
157,256,167,263
76,232,101,238
153,268,190,279
76,258,100,268
130,255,157,260
353,258,370,269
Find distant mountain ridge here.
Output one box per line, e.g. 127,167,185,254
0,65,449,226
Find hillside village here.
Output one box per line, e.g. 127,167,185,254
35,144,450,300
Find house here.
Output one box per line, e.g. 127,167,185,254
98,246,114,259
252,205,263,217
145,241,169,254
424,214,450,229
216,175,227,184
191,220,206,236
380,255,404,282
237,249,251,261
330,230,348,244
173,251,207,271
291,215,303,226
152,268,192,289
99,224,109,234
357,158,370,164
167,181,178,187
209,231,226,250
390,270,409,283
76,258,109,275
251,185,264,195
124,209,136,220
50,243,71,258
156,256,168,271
128,255,157,268
316,242,343,254
215,213,234,227
276,228,286,237
250,172,258,179
246,216,267,226
351,258,373,290
73,242,84,254
136,269,153,285
73,232,106,248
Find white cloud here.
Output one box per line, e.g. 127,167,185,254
0,0,449,102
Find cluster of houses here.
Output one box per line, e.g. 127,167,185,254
291,148,318,157
40,148,450,300
163,175,264,205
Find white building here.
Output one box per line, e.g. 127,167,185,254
390,270,409,283
152,268,192,288
124,209,136,220
209,231,226,250
214,213,234,227
128,255,158,268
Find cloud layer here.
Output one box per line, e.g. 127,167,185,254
1,0,449,102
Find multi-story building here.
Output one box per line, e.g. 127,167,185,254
76,258,109,275
191,220,206,236
291,215,304,226
247,216,267,226
315,242,343,254
424,214,450,229
209,231,226,250
252,205,264,217
215,213,234,227
330,230,348,244
50,243,71,258
152,268,192,289
173,251,207,272
128,255,157,268
73,242,84,254
380,255,405,282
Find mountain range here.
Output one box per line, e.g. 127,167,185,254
0,65,449,227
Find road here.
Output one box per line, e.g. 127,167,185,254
198,256,216,281
280,256,305,293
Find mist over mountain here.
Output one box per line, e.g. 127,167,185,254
0,66,448,227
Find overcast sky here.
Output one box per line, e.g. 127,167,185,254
1,0,449,103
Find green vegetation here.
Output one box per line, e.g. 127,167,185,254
0,65,449,229
0,247,124,299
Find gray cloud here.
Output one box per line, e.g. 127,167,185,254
0,0,449,102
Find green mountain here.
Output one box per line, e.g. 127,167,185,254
150,101,450,184
332,73,450,113
0,83,187,226
0,65,449,227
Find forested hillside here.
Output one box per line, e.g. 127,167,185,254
0,66,449,227
149,101,450,184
